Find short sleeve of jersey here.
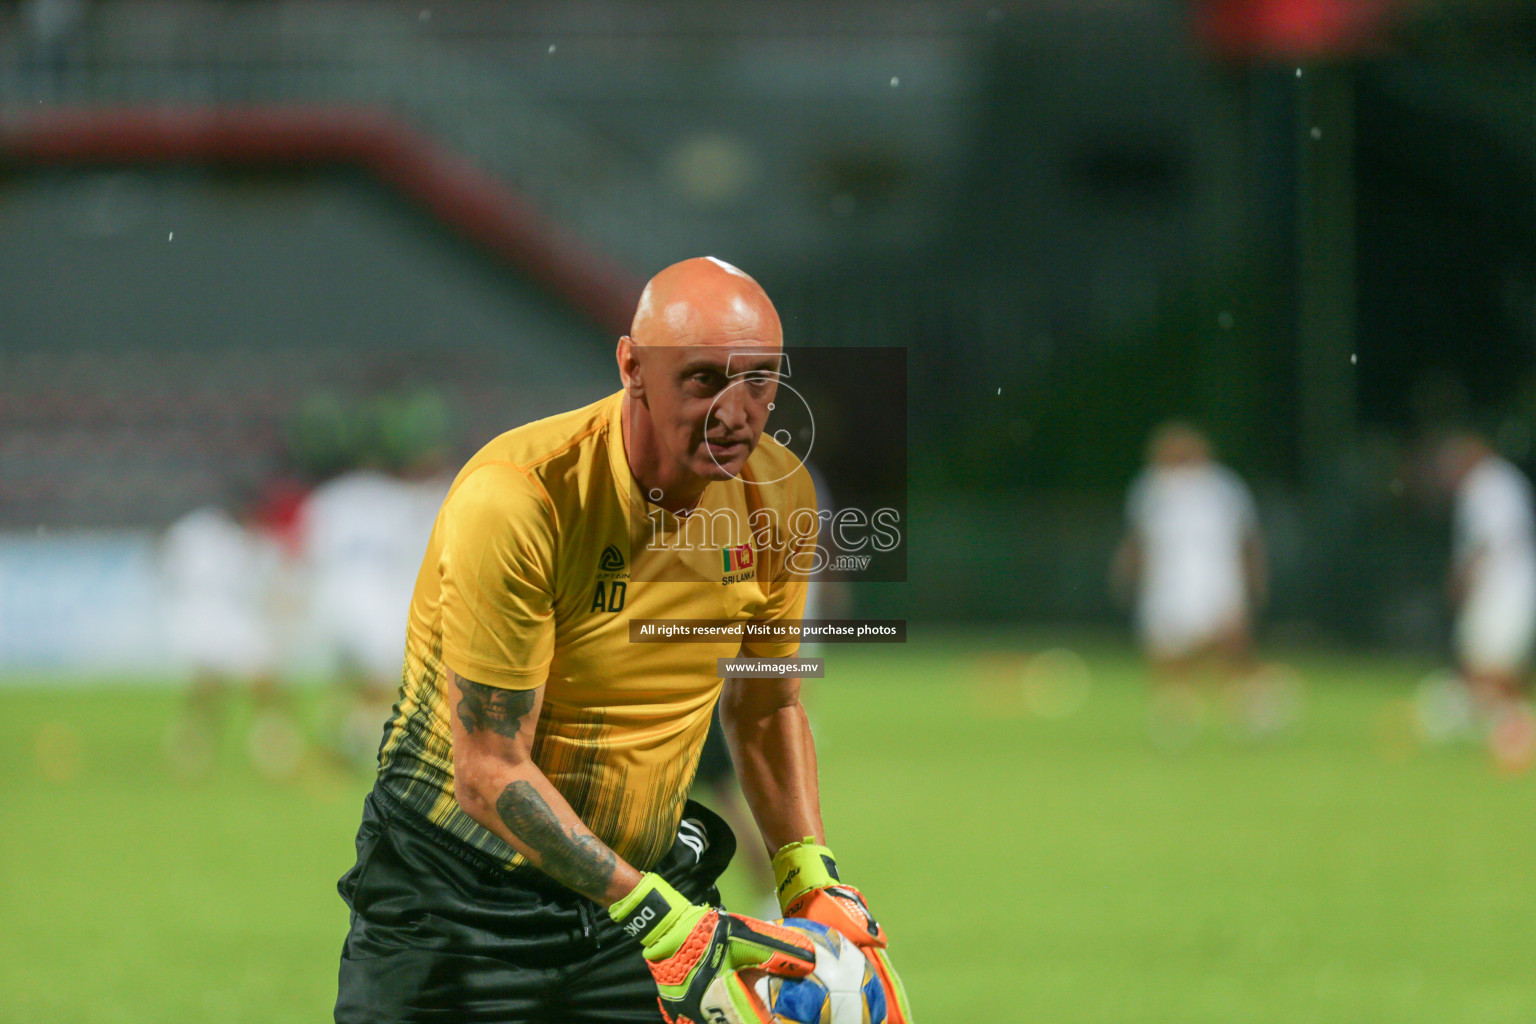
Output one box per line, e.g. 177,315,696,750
1480,480,1521,547
741,467,818,659
1222,468,1259,532
1462,466,1534,553
438,462,557,690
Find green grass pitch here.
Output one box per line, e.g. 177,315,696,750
2,632,1532,1023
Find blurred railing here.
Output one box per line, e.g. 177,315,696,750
0,0,971,272
0,1,687,269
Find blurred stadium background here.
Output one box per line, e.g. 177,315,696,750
2,1,1533,1021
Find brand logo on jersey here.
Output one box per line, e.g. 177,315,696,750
599,545,626,572
593,543,630,611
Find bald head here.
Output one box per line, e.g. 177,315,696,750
630,256,782,350
616,258,785,507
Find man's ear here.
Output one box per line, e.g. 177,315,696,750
617,336,645,397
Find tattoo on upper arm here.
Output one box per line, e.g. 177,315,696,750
495,780,617,900
456,679,537,738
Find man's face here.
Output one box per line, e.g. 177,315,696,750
638,345,782,483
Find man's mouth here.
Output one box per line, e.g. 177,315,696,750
705,437,749,458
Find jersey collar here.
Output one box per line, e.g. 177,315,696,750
608,389,727,530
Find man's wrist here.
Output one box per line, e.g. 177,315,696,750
608,872,694,952
771,837,840,910
598,862,645,907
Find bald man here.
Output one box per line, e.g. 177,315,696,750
335,258,909,1024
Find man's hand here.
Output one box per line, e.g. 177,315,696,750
610,873,814,1024
772,839,914,1023
772,837,884,944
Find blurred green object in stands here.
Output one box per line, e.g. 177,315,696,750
372,389,454,476
286,391,366,481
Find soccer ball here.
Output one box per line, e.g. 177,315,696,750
752,918,888,1024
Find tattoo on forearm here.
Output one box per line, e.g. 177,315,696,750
456,680,536,738
496,779,617,900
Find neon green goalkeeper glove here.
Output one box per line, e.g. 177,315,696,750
610,872,815,1024
772,839,915,1023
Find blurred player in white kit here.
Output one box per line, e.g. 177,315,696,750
299,460,449,768
1113,422,1272,740
1437,431,1536,771
160,496,300,777
298,395,455,770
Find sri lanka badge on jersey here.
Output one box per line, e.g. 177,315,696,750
721,543,755,585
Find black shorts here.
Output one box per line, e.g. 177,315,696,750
335,785,737,1024
693,709,735,789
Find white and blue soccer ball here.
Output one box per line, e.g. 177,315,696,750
752,918,888,1024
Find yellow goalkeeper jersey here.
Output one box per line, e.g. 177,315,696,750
377,390,816,871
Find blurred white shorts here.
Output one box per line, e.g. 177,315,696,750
1457,578,1536,675
165,603,274,678
310,580,409,682
1138,595,1246,661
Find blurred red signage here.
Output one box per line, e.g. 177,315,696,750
1197,0,1395,59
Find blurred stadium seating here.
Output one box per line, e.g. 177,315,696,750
3,4,1535,1022
1,0,1532,637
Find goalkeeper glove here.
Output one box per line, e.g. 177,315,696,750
610,872,815,1024
772,839,914,1023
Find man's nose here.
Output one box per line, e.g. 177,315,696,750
714,385,749,431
